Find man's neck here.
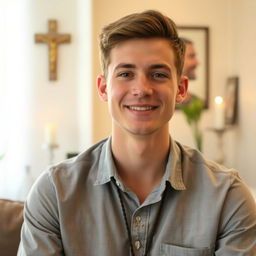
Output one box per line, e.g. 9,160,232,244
111,129,170,203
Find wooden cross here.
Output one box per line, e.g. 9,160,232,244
35,20,71,81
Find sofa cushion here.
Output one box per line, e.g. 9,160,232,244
0,199,24,256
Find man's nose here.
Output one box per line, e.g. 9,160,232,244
131,75,153,97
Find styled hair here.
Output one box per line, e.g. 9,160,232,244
99,10,185,77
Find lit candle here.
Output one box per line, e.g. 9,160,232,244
214,96,225,129
45,123,57,145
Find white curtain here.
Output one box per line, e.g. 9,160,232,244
0,1,31,200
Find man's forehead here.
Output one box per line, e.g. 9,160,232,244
110,38,174,54
108,38,176,68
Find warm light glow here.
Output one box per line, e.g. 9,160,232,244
45,123,57,145
214,96,225,129
215,96,223,105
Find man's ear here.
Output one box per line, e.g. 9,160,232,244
97,75,108,102
176,76,188,103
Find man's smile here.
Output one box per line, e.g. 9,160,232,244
124,105,159,111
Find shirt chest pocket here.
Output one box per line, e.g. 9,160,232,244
160,243,211,256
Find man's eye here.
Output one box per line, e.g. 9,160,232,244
153,72,168,78
118,72,130,78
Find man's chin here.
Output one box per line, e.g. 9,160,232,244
123,126,159,137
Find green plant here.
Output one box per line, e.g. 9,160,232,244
179,97,204,151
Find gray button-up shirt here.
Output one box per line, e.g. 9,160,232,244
19,137,256,255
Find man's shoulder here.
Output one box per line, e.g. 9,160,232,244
45,138,109,186
176,142,256,209
24,138,110,220
176,141,240,184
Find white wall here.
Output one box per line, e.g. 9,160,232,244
225,0,256,187
92,0,256,189
27,0,80,172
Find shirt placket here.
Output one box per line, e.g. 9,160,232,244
130,207,150,256
114,179,166,256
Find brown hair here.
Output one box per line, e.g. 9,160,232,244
99,10,185,77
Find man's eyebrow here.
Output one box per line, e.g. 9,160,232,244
114,63,136,71
149,64,171,71
113,63,172,72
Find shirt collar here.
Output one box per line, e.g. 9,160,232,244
94,137,116,186
167,138,186,190
94,136,186,191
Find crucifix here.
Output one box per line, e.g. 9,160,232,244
35,20,71,81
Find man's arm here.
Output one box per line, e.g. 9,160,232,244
18,170,64,256
215,172,256,255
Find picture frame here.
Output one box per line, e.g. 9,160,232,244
177,26,210,108
225,76,239,125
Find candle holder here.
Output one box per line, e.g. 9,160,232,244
42,143,59,165
208,128,228,164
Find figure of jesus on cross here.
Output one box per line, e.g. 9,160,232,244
35,20,71,81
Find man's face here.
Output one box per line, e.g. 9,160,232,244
183,43,199,80
97,38,187,137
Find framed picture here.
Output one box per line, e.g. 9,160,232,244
177,26,210,108
225,76,239,125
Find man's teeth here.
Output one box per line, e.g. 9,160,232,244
129,106,154,111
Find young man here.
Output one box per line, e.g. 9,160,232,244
19,10,256,255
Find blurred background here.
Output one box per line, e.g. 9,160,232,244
0,0,256,200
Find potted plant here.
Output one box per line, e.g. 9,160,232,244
179,97,204,151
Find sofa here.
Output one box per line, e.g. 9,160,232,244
0,199,24,256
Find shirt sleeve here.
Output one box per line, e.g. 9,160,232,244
215,171,256,255
18,169,64,256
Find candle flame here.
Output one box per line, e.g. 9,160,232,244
215,96,223,105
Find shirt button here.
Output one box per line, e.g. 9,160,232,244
135,216,141,227
135,216,141,223
134,240,141,250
